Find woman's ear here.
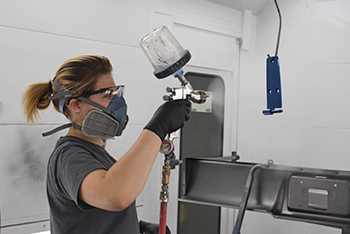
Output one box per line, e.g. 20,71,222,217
68,99,81,113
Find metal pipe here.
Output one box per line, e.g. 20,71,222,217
232,164,263,234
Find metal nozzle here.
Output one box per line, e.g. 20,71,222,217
189,90,208,104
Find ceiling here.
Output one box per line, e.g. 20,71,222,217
205,0,271,15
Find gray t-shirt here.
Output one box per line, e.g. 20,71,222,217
47,136,139,234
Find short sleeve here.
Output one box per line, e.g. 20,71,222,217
57,146,107,210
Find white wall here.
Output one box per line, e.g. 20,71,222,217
238,0,350,233
1,0,347,233
0,0,241,233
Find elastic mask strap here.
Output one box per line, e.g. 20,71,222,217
48,78,110,116
42,123,72,137
42,122,82,137
75,96,113,116
49,77,71,114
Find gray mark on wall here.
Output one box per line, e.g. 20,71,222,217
0,125,59,224
6,126,52,192
0,102,3,115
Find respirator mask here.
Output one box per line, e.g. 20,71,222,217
42,78,128,139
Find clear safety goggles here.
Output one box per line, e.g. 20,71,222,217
82,85,125,102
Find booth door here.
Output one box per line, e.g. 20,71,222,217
178,72,225,234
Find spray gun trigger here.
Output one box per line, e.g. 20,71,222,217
169,130,179,141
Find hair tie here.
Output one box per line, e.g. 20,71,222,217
48,80,53,94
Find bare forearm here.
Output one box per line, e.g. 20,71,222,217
103,129,161,208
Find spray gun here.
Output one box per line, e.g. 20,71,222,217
140,25,208,234
163,69,207,103
140,26,207,101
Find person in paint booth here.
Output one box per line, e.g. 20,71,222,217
22,54,191,233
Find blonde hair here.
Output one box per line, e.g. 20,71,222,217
22,55,113,123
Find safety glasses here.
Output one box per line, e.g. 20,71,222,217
82,85,124,102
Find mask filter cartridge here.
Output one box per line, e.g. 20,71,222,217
82,109,119,139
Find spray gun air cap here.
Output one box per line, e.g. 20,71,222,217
140,26,191,79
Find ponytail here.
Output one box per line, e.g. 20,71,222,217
22,55,113,124
22,80,52,124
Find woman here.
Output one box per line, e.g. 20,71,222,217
22,54,191,233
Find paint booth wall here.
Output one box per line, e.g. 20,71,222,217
2,0,348,233
0,0,240,233
237,0,350,233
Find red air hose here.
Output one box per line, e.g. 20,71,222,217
159,164,171,234
159,201,168,234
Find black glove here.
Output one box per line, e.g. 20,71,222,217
139,220,171,234
144,99,191,141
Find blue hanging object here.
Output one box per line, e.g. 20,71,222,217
262,0,283,116
263,55,283,115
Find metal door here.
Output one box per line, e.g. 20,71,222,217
178,72,225,234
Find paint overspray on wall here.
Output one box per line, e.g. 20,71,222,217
0,102,4,116
0,125,58,226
